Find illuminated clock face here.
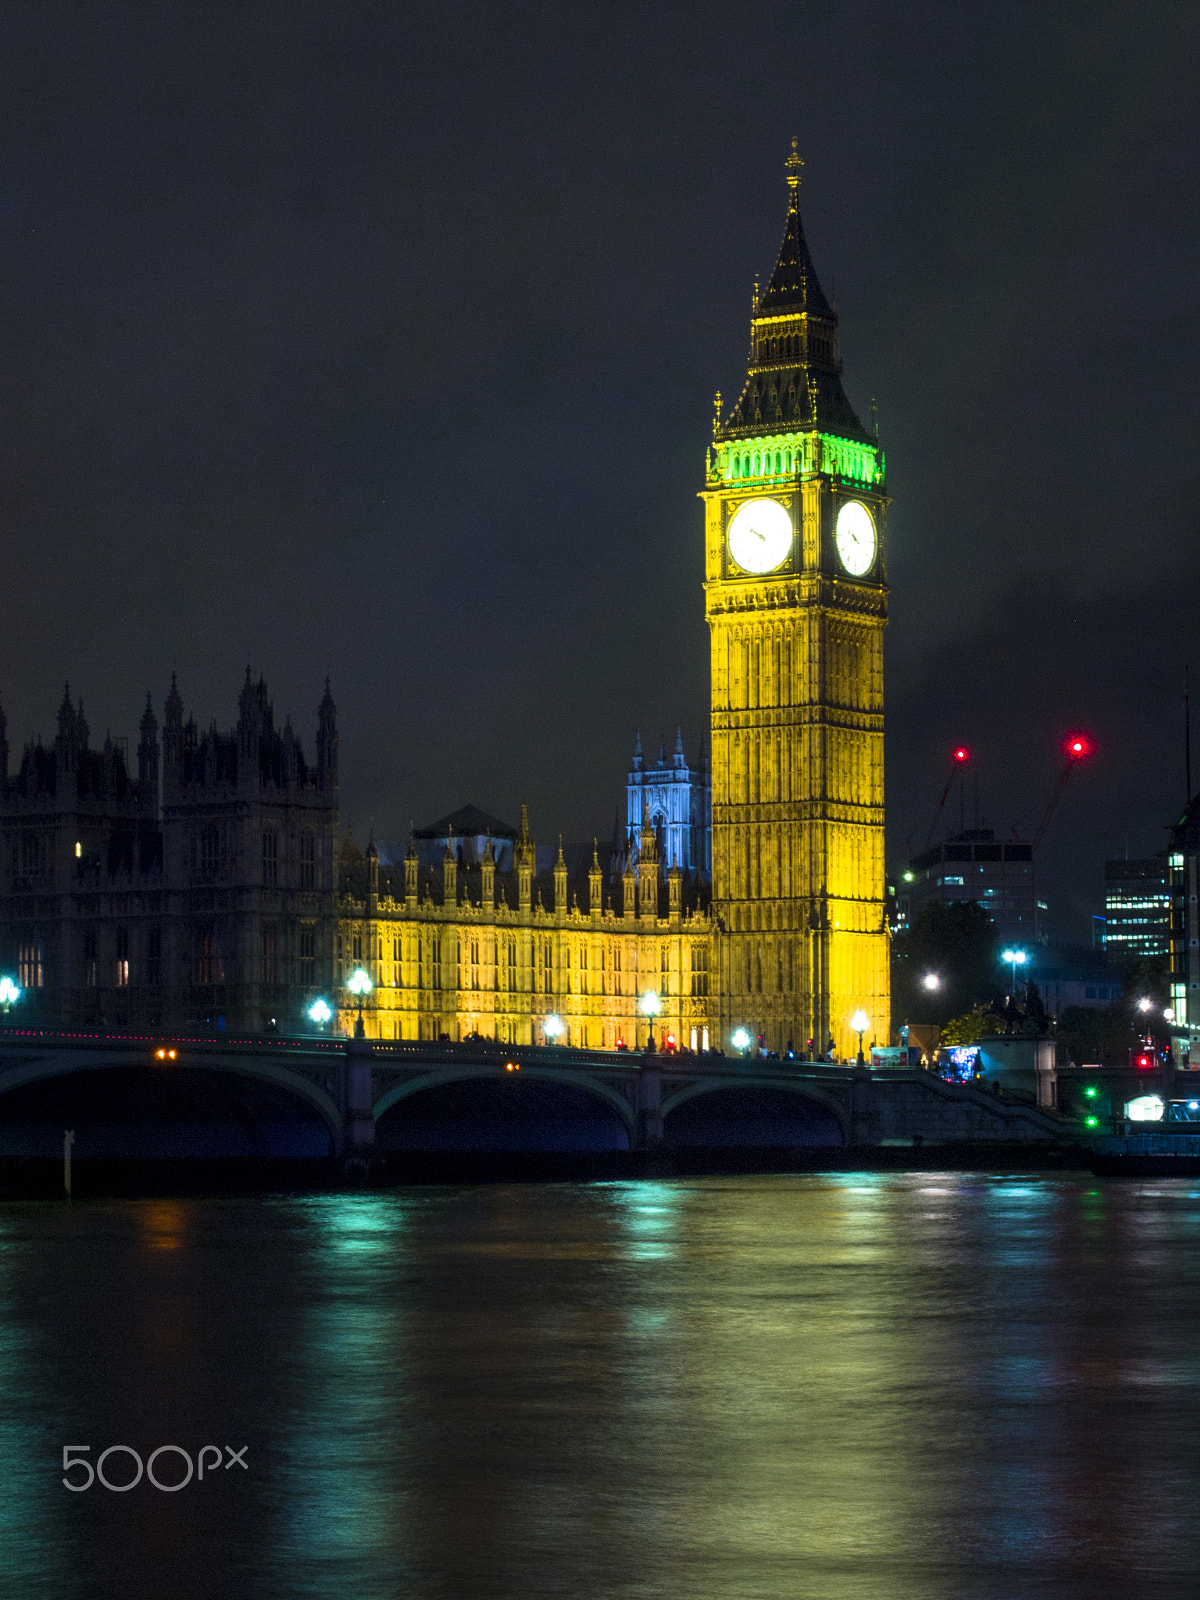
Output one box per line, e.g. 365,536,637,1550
727,497,792,574
835,500,877,575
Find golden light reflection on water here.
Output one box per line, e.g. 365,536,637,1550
137,1200,189,1251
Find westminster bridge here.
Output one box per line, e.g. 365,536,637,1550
0,1028,1068,1160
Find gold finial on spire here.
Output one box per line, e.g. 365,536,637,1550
785,138,803,208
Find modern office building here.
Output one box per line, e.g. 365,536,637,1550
1103,857,1170,960
1027,946,1123,1015
903,828,1038,945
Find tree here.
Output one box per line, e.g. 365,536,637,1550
891,900,1001,1030
1056,956,1172,1066
1056,1003,1138,1067
940,1006,1004,1047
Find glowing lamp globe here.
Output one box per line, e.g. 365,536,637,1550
1126,1095,1164,1123
348,968,372,997
543,1014,565,1041
731,1028,751,1052
308,998,333,1025
850,1010,870,1035
639,990,661,1018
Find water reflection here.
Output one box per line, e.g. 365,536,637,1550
137,1200,189,1252
0,1177,1199,1596
263,1196,413,1592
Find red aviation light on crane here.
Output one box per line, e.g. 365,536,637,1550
952,746,970,764
1065,733,1092,761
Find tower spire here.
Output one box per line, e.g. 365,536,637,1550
756,144,831,318
715,144,873,447
785,136,803,209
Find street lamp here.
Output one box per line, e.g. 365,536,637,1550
347,967,372,1038
1001,948,1028,992
1136,996,1153,1013
308,997,333,1031
639,990,661,1051
543,1013,565,1044
731,1027,751,1055
0,976,20,1014
850,1009,870,1066
921,972,941,992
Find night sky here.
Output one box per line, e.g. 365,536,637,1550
0,2,1196,941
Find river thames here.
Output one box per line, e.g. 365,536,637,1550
2,1172,1199,1599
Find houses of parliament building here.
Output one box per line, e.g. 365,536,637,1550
0,148,890,1058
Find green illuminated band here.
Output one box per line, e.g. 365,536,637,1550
711,432,883,487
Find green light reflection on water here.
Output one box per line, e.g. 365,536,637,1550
262,1194,416,1592
603,1179,685,1262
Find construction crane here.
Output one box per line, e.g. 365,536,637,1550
1033,733,1092,849
923,745,971,850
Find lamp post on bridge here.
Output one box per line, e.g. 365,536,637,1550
850,1009,870,1068
639,990,661,1052
348,968,372,1039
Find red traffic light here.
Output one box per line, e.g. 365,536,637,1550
952,745,970,764
1064,733,1092,761
1135,1051,1153,1070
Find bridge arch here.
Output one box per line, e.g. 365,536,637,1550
661,1076,849,1145
0,1049,343,1148
373,1066,637,1146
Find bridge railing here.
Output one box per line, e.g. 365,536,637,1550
0,1025,869,1080
0,1025,347,1057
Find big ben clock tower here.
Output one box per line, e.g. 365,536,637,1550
703,142,890,1060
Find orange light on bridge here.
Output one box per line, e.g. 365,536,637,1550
504,1060,520,1072
153,1047,178,1062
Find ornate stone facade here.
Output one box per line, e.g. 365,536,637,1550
336,808,711,1049
0,675,339,1030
